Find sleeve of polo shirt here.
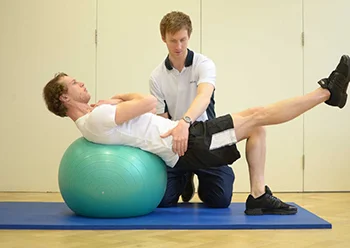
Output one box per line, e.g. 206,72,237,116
149,76,166,115
85,104,117,135
197,58,216,87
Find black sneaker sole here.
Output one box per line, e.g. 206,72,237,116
340,54,350,81
338,54,350,108
339,93,348,108
245,208,298,215
318,55,350,108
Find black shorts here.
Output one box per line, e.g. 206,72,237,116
175,114,241,170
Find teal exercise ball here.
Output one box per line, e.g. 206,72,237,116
58,137,167,218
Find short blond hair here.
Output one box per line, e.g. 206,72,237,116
160,11,192,39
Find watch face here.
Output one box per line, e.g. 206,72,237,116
184,116,191,123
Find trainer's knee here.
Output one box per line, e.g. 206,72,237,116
158,194,179,208
199,191,232,208
158,168,187,208
198,186,233,208
157,183,182,208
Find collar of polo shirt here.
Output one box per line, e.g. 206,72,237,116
164,49,194,70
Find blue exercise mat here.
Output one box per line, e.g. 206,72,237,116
0,202,331,230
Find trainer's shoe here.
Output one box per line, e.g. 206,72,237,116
244,185,298,215
318,54,350,108
181,172,195,202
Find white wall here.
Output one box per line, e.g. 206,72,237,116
96,0,201,99
202,0,304,192
303,0,350,191
0,0,349,192
0,0,96,191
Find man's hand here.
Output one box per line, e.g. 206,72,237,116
149,107,157,114
160,120,190,156
90,98,123,108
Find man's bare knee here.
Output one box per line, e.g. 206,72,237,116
236,106,265,117
231,106,268,143
248,126,266,140
248,106,270,127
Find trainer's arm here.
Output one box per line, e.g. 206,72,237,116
184,58,216,121
182,83,214,122
112,93,157,125
165,58,216,156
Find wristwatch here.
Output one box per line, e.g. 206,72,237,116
182,116,192,124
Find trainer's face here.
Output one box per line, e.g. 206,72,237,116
60,76,91,103
163,28,189,59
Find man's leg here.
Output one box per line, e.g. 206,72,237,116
234,54,350,140
232,54,350,215
245,126,267,197
234,88,330,141
158,167,189,207
196,166,235,208
234,89,331,215
234,111,293,215
234,108,267,199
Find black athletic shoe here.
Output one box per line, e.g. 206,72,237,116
245,185,298,215
265,185,273,195
181,172,195,202
318,54,350,108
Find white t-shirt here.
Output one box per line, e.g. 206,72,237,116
149,49,216,122
75,104,179,167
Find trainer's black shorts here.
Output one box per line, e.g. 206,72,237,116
175,114,241,170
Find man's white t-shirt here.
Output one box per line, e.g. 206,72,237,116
75,104,179,167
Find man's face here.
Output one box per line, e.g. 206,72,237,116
60,76,91,104
163,28,190,59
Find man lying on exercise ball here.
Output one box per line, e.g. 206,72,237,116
42,55,349,215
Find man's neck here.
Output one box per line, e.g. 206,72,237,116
66,102,92,122
169,49,188,72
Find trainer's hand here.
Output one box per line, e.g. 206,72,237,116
90,99,123,108
160,120,190,156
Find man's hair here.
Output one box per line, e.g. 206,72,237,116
42,72,68,117
160,11,192,39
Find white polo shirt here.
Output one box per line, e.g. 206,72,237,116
149,49,216,122
75,104,180,167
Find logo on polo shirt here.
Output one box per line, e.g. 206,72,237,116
189,80,198,84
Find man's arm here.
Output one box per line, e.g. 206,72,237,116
158,112,169,118
111,93,143,101
111,93,157,124
149,76,170,118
